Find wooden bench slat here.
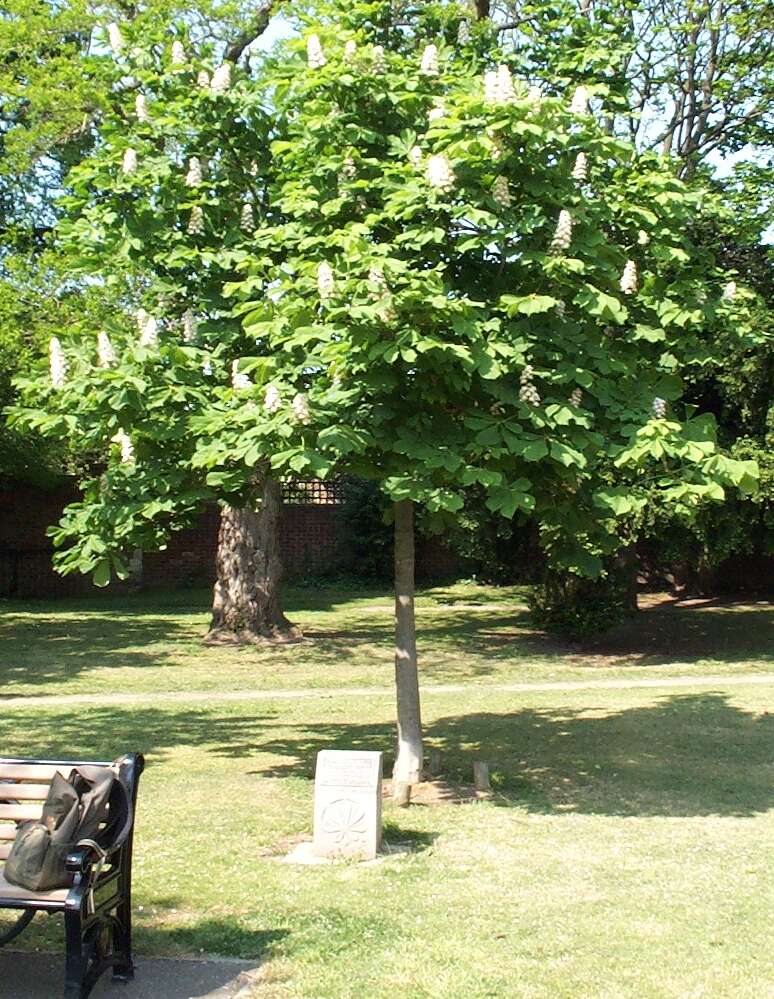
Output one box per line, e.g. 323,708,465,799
0,764,70,782
0,803,43,822
0,824,16,841
0,783,51,800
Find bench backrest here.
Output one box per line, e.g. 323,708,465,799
0,757,143,865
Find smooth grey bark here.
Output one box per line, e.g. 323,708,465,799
392,499,424,786
205,477,300,644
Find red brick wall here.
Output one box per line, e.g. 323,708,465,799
0,483,97,598
0,484,400,597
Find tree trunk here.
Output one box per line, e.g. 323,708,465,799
392,499,423,787
205,477,300,644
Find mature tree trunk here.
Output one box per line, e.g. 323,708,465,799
205,477,300,644
392,499,424,786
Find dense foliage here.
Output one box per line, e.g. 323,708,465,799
8,0,760,591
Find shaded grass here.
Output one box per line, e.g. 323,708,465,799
0,584,772,699
1,684,773,997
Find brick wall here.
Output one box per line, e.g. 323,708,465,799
0,484,97,598
0,481,457,597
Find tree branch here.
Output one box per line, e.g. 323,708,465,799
224,1,276,64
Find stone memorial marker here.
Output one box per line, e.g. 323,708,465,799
313,750,383,860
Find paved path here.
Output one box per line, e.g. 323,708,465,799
2,672,773,710
0,952,259,999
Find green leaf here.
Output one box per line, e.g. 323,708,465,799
575,285,628,323
500,294,558,317
92,559,111,588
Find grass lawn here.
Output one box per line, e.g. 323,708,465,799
0,582,772,699
1,585,773,997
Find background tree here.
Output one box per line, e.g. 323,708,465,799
10,21,299,642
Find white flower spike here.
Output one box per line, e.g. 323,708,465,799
457,21,470,45
409,146,423,167
428,101,445,123
551,210,573,252
651,397,667,419
372,45,386,74
241,203,255,233
420,44,439,76
344,40,357,63
570,387,583,408
292,393,311,425
307,34,326,69
570,85,589,115
492,176,511,208
135,95,149,122
620,259,638,295
107,23,124,54
231,360,251,390
171,41,186,67
484,70,499,103
496,64,515,103
723,281,737,301
187,206,205,235
97,331,115,367
264,385,282,414
519,365,541,406
528,85,542,104
426,154,455,192
210,64,231,94
139,315,158,346
317,262,335,299
197,70,211,88
185,157,202,187
114,430,134,464
49,337,67,388
183,310,197,343
572,152,588,181
340,156,356,181
638,229,650,245
122,148,137,174
486,128,503,161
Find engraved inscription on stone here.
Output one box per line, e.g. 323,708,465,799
313,751,383,860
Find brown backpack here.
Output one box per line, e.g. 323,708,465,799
4,762,130,892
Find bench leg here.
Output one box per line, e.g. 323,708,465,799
111,899,134,982
63,909,89,999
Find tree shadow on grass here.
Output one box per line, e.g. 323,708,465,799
0,904,288,964
0,693,771,819
244,693,774,817
1,590,771,695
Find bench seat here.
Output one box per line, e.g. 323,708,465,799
0,870,71,904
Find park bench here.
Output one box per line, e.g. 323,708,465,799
0,753,144,999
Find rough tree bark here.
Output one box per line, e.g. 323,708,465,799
392,499,424,787
205,477,300,644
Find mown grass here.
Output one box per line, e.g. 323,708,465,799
1,684,773,998
0,582,772,699
1,586,773,997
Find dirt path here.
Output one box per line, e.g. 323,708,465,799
2,672,773,710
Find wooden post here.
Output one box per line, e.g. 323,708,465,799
393,782,411,807
473,762,491,792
